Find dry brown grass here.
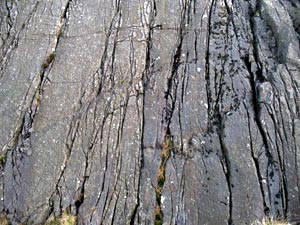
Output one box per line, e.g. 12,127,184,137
0,214,9,225
252,217,290,225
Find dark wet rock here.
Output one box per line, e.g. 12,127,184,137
0,0,300,224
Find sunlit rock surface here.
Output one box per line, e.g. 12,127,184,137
0,0,300,224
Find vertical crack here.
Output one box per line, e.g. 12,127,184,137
153,1,192,224
246,54,281,216
247,2,287,217
243,101,270,215
154,129,173,225
127,0,157,223
217,113,233,225
205,1,233,223
205,0,216,131
0,3,69,205
0,2,39,78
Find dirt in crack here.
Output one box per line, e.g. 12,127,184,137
154,129,173,225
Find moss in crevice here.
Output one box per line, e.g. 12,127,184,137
42,52,56,69
0,152,7,170
154,205,163,225
46,211,77,225
0,154,6,166
154,132,173,225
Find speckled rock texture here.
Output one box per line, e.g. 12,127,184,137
0,0,300,224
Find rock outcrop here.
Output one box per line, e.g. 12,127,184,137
0,0,300,224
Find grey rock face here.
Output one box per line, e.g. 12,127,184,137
0,0,300,224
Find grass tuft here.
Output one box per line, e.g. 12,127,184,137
46,211,77,225
252,217,290,225
0,214,9,225
154,205,163,225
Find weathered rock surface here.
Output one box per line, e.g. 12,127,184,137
0,0,300,224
